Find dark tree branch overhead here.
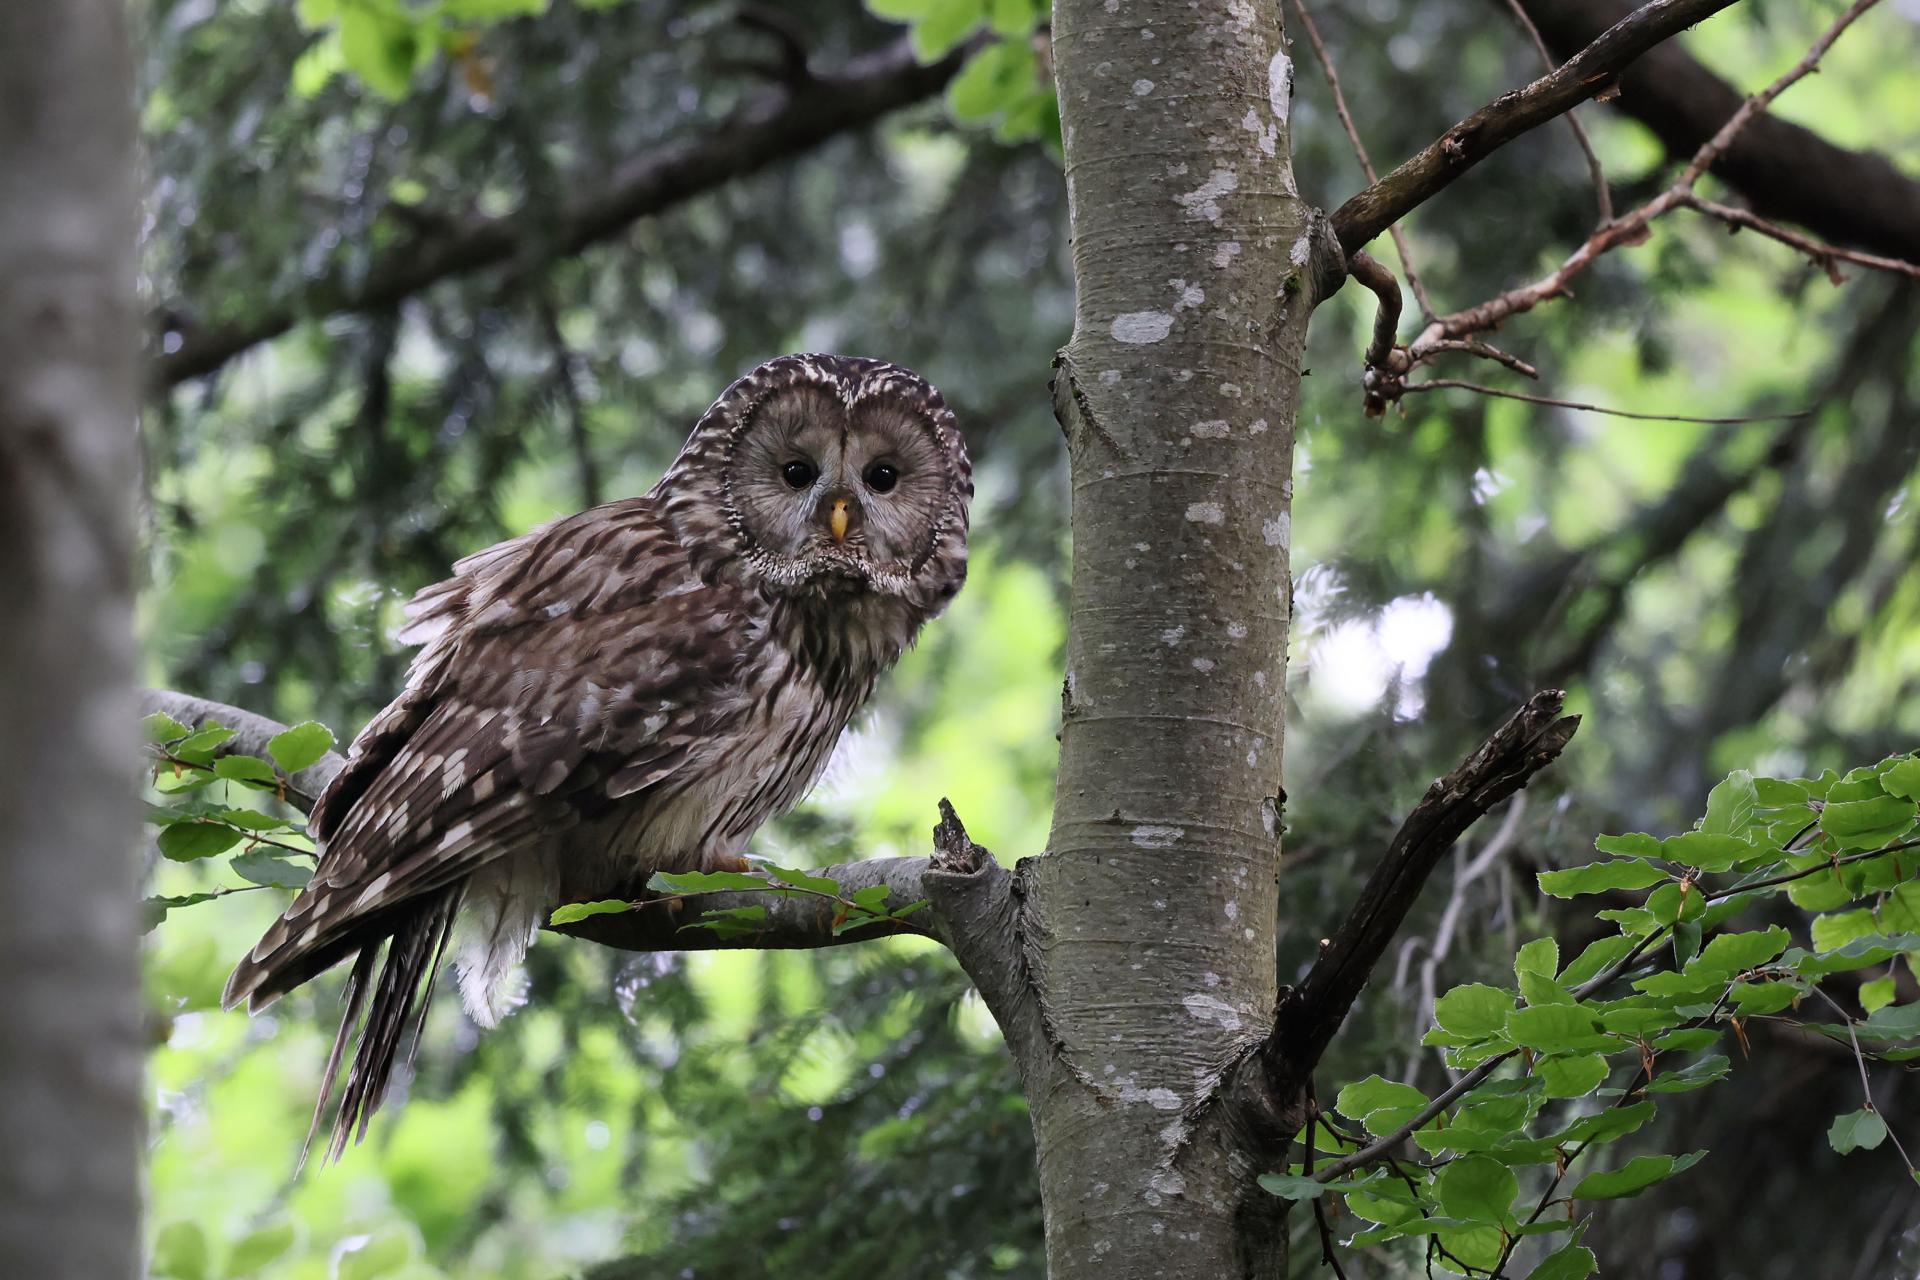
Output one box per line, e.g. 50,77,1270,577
153,37,977,389
1329,0,1741,256
1273,690,1579,1074
1513,0,1920,264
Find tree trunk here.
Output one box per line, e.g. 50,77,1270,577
1017,1,1324,1273
0,4,143,1278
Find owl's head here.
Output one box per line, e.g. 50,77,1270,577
657,354,971,615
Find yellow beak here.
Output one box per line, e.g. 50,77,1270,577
829,498,849,542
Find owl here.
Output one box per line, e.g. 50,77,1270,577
224,353,971,1162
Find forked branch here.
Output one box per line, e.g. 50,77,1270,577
1272,689,1579,1073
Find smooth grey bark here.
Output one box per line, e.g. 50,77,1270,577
1017,1,1323,1273
0,4,143,1279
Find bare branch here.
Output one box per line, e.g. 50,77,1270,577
1402,379,1812,425
1499,0,1612,224
153,37,977,389
1677,193,1920,284
1273,690,1579,1074
1329,0,1739,256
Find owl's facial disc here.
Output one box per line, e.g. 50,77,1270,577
729,385,951,596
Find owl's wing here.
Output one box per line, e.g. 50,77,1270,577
226,497,759,1010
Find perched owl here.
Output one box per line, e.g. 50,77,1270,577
224,353,971,1161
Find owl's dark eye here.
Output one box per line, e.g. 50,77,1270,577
781,460,818,490
864,462,900,494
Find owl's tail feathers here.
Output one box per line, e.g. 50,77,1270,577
299,886,463,1168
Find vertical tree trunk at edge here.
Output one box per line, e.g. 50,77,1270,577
1022,0,1318,1272
0,3,143,1278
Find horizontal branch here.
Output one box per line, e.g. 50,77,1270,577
555,855,941,951
1329,0,1739,255
139,692,1025,966
153,37,975,389
141,687,346,809
1274,689,1580,1072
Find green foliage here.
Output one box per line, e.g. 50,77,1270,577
864,0,1058,147
143,718,319,930
1274,752,1920,1275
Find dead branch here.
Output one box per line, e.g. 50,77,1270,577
1271,690,1579,1075
1402,379,1811,424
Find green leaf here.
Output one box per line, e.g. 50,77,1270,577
848,883,893,911
1539,859,1670,897
229,850,312,890
910,0,985,60
172,724,236,763
144,892,223,933
267,721,335,773
1506,1004,1611,1054
1593,832,1662,858
1862,976,1897,1014
648,869,770,894
1531,1243,1598,1280
1701,770,1758,837
144,712,191,744
213,755,279,788
158,822,244,861
1646,881,1705,925
1256,1172,1334,1201
1335,1075,1427,1121
1859,1001,1920,1040
1754,777,1810,807
764,864,841,894
1559,935,1638,989
1691,926,1790,976
1820,796,1917,850
1729,980,1799,1014
1436,1155,1517,1226
1828,1107,1889,1154
1515,937,1559,979
1434,984,1514,1038
1882,757,1920,802
1647,1054,1730,1094
1661,831,1754,872
1538,1053,1609,1099
866,0,934,18
152,1220,210,1280
1789,933,1920,976
1653,1028,1721,1053
687,905,769,939
1571,1151,1703,1200
946,37,1027,120
225,1222,296,1277
338,6,423,100
1552,1100,1655,1146
549,899,635,925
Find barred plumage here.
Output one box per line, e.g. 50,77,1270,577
225,354,972,1161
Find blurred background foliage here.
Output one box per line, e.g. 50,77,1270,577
138,0,1919,1276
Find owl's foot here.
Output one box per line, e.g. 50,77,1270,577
709,853,753,874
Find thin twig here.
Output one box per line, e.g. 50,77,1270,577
1500,0,1612,223
1289,0,1437,321
1402,379,1810,424
1678,193,1920,283
1808,986,1920,1181
1349,249,1405,370
1423,339,1539,379
1303,1088,1352,1279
